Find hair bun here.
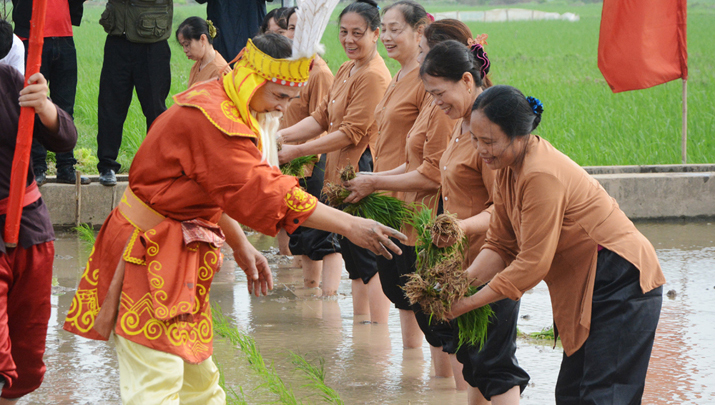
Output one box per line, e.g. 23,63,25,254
357,0,379,8
206,19,217,39
469,43,490,78
526,96,544,130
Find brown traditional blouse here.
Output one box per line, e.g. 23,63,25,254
440,119,495,265
311,55,391,184
281,56,334,129
188,50,231,88
372,67,429,175
484,135,665,355
401,101,455,245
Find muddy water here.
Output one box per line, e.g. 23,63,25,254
17,222,715,404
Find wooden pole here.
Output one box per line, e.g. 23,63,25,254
681,78,688,164
3,0,48,247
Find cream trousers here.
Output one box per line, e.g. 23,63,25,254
114,335,226,405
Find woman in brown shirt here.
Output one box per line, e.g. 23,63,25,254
277,0,392,324
450,85,665,404
176,17,231,89
274,6,340,298
422,36,530,403
343,1,459,383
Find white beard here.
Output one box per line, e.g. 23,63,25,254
253,110,283,167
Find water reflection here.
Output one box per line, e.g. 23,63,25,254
16,222,715,404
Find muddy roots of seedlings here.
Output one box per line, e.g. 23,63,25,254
404,255,471,322
280,155,320,179
407,208,494,349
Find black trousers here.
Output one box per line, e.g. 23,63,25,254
24,37,77,172
96,35,171,173
289,155,341,260
555,249,663,405
457,297,530,399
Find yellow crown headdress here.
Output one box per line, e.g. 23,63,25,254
235,39,313,87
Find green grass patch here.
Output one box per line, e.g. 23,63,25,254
67,2,713,174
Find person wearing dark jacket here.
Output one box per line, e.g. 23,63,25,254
95,0,173,186
11,0,89,185
0,56,78,401
196,0,267,61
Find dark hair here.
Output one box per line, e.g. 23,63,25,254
420,40,490,89
0,19,13,60
339,0,381,31
252,32,293,59
284,7,298,27
472,85,542,139
422,21,492,88
260,7,288,34
424,19,471,48
176,17,216,45
382,0,428,30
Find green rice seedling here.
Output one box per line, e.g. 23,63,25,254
213,306,302,405
74,223,97,246
289,353,344,405
215,359,249,405
322,164,410,230
281,155,320,179
530,326,558,341
406,208,494,349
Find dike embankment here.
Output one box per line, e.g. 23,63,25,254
41,165,715,228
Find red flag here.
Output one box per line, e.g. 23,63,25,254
598,0,687,93
4,0,48,246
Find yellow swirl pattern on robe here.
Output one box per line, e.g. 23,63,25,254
285,187,318,213
64,245,100,334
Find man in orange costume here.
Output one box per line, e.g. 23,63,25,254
63,32,403,404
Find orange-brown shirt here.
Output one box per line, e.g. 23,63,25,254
402,101,455,245
281,56,334,129
372,68,429,175
484,135,665,355
188,50,231,88
311,55,391,184
440,119,495,264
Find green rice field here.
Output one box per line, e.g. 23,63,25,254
57,1,715,173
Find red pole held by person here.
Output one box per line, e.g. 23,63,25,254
3,0,48,247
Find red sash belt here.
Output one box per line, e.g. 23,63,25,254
0,181,41,216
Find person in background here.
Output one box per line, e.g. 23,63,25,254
275,6,340,296
196,0,267,62
259,7,289,36
449,84,665,404
420,28,531,403
1,32,78,400
176,17,231,89
277,0,393,323
11,0,88,186
95,0,173,186
0,20,24,75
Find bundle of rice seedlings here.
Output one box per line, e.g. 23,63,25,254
405,208,494,349
280,155,320,179
322,163,410,230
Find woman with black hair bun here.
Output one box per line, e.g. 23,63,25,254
176,16,231,88
277,0,393,323
449,84,665,404
417,26,532,404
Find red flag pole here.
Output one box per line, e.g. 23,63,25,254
3,0,48,247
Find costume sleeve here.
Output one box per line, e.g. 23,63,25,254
487,173,568,300
339,69,389,145
184,130,318,236
414,106,452,184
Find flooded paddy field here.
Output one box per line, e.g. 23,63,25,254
19,221,715,404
